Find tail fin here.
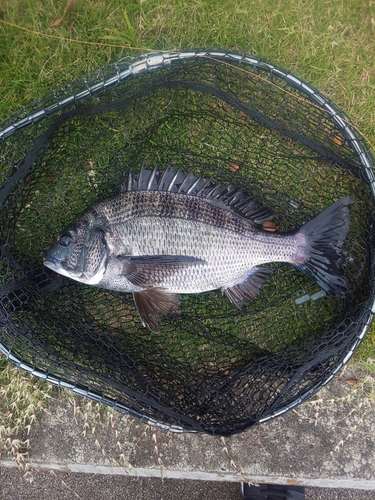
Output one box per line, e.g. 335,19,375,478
296,196,353,298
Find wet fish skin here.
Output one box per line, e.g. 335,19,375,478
43,165,353,332
44,189,301,294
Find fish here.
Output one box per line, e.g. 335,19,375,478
43,163,353,332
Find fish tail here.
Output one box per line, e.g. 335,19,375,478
296,196,353,298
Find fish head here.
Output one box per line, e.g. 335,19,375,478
43,215,109,285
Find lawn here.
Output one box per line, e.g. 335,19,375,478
1,0,375,462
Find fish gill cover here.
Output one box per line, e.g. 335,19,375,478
0,50,374,435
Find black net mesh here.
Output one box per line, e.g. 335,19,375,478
1,50,375,435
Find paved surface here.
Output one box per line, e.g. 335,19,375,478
1,364,375,498
1,468,243,500
2,467,375,499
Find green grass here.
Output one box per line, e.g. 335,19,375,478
1,0,375,136
0,355,52,470
1,0,375,453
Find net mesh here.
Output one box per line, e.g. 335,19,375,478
0,50,374,435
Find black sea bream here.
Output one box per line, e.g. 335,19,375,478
43,164,353,332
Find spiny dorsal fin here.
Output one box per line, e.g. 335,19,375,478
121,163,273,224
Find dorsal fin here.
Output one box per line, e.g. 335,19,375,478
121,163,273,224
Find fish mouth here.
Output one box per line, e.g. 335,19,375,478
43,256,60,267
43,255,70,277
42,250,62,269
43,256,79,280
43,252,108,284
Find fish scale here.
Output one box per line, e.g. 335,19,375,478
43,165,353,332
97,190,250,234
101,215,295,293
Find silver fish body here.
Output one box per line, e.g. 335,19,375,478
44,165,353,331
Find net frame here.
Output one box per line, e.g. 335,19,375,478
1,49,374,435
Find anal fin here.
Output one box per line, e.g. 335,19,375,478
133,288,180,333
222,267,273,310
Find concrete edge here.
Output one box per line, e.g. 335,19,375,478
2,460,375,490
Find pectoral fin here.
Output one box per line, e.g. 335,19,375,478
117,254,205,288
133,288,180,332
222,266,274,310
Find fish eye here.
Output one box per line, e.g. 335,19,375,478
59,232,74,247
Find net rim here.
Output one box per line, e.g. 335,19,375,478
1,49,374,434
